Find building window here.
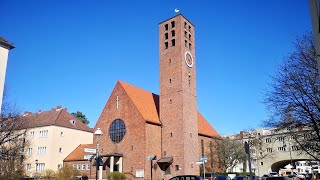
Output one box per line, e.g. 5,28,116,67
59,148,62,153
189,43,192,50
292,146,300,151
250,149,255,154
188,25,191,32
171,21,175,28
185,40,188,48
169,99,172,104
201,139,204,157
36,163,45,172
267,148,273,153
73,164,77,169
77,164,81,170
277,136,284,141
171,30,175,37
277,146,286,152
86,164,90,170
184,22,187,28
169,79,172,84
39,130,48,138
185,31,187,38
82,164,86,170
210,141,213,168
26,164,31,172
261,162,264,166
60,132,64,137
58,164,62,169
189,34,191,41
165,42,168,49
165,33,168,40
109,119,126,143
165,24,168,31
37,147,47,154
265,138,271,143
30,131,34,138
171,39,175,47
28,147,32,155
175,165,179,171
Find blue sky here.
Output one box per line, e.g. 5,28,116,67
2,1,312,135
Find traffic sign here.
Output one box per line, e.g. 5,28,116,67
200,157,208,161
84,155,95,160
84,148,96,153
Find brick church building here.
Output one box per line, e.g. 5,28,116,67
64,14,220,179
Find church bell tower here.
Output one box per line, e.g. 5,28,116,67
159,14,199,177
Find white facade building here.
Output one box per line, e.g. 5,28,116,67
0,37,14,113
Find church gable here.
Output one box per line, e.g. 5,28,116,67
94,81,147,152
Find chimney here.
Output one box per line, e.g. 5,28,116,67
56,105,62,111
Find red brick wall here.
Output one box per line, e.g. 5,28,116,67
93,82,147,179
160,14,199,178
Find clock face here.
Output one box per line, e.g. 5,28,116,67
185,51,193,68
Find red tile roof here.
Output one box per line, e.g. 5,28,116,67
64,144,95,162
17,107,92,133
119,81,161,125
118,80,219,137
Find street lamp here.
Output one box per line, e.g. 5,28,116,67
35,159,38,172
94,128,103,180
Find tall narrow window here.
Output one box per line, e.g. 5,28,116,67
165,33,168,40
171,21,175,28
165,42,168,49
210,141,213,168
165,24,168,31
171,39,175,47
184,22,187,28
185,31,187,38
189,43,192,50
189,34,191,40
189,25,191,32
201,139,204,157
171,30,175,37
185,40,188,48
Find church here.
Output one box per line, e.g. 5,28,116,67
64,14,220,180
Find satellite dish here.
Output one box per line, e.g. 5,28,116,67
175,8,180,13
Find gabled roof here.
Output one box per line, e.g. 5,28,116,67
17,107,92,133
64,144,95,162
119,81,161,125
118,80,219,137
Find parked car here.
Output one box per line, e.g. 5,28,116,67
232,176,249,180
170,175,204,180
265,176,290,180
214,175,231,180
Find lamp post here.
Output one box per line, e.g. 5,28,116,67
35,159,38,179
94,128,103,180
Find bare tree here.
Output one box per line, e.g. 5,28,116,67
0,90,27,179
264,32,320,161
213,137,247,172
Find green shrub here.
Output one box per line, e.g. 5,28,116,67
55,164,80,180
107,171,126,180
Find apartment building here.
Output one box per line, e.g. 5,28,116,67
19,106,93,176
226,127,317,176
